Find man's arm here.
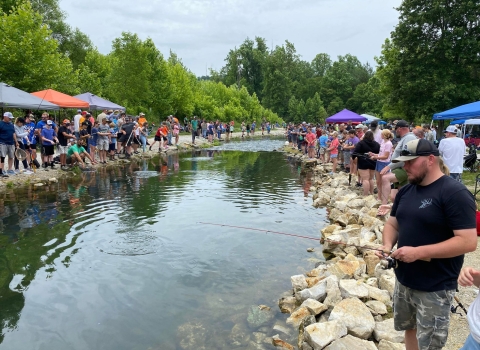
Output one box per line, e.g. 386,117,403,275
392,228,477,263
379,216,399,255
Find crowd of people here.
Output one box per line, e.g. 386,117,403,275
286,119,467,205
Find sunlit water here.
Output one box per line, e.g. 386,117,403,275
0,138,327,350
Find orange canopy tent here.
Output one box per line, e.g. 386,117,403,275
31,89,89,109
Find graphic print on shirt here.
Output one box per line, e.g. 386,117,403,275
419,198,433,209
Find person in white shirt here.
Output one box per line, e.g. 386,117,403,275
73,110,82,138
438,125,466,182
458,266,480,349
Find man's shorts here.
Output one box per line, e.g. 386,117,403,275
343,151,351,165
57,145,69,155
0,144,15,158
393,282,455,349
319,146,327,155
393,167,408,188
450,173,462,182
97,139,109,151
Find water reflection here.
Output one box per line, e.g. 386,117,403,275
0,139,326,350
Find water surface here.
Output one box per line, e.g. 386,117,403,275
0,138,326,350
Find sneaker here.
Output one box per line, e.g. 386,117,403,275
7,170,15,175
1,172,8,178
14,169,20,174
24,170,33,175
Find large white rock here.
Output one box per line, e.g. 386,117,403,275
378,339,406,350
379,274,396,298
304,320,347,350
339,280,369,299
323,275,342,308
325,334,377,350
286,306,311,328
291,275,308,292
365,300,388,315
278,296,297,314
300,299,328,316
328,298,375,339
347,198,365,208
364,284,392,305
296,275,337,302
365,277,378,288
373,319,405,343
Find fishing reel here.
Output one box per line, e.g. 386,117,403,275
379,256,398,270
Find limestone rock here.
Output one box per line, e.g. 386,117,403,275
339,280,369,299
324,334,377,350
360,227,377,242
321,225,342,237
273,323,291,337
301,342,314,350
379,274,396,298
177,321,207,350
291,275,308,292
286,306,311,328
378,339,406,350
296,275,337,302
328,208,343,222
304,320,347,350
347,198,365,208
300,299,328,315
278,296,297,314
364,195,380,209
366,277,378,288
34,183,44,188
365,300,388,315
328,297,375,339
373,319,405,343
327,259,360,279
335,214,349,227
229,323,251,346
247,305,275,328
272,335,295,350
306,265,327,278
306,276,325,288
323,275,342,308
365,284,392,305
364,253,380,276
48,177,58,183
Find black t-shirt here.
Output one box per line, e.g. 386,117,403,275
352,140,380,170
122,122,135,135
391,175,476,292
80,129,89,140
57,126,71,146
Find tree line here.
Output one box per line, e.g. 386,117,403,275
2,0,479,123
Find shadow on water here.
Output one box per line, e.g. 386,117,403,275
0,138,326,350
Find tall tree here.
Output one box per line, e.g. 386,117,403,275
376,0,480,119
0,2,78,93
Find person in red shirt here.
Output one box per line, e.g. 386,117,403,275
305,127,317,159
328,131,339,174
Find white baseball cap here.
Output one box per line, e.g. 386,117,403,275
3,112,13,118
444,125,457,133
47,120,53,125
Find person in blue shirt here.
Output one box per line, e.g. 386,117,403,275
318,130,328,164
41,120,58,169
0,112,18,177
24,114,40,169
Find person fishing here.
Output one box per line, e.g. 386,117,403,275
376,139,477,350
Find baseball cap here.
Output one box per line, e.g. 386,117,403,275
108,109,113,113
392,139,439,163
139,112,145,116
81,111,87,115
395,120,409,128
3,112,13,119
47,120,53,125
77,109,82,113
444,125,457,133
63,119,70,124
355,124,364,129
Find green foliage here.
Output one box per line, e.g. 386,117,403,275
0,2,78,94
376,0,480,120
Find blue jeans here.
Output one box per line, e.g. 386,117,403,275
450,173,462,182
202,129,207,138
461,335,480,350
139,135,147,152
167,132,172,145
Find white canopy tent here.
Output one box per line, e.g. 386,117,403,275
463,119,480,138
361,114,380,123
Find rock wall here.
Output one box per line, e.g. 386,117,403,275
273,153,405,350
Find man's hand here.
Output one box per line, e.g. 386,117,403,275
458,267,480,287
390,246,419,263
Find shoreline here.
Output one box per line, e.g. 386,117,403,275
0,128,286,192
275,147,480,350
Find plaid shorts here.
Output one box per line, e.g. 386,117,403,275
0,143,15,158
394,281,455,349
57,145,69,155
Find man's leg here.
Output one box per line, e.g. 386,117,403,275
405,329,419,350
381,173,397,205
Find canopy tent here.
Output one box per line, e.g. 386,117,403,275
361,113,380,123
73,92,125,111
326,109,367,123
465,119,480,125
31,89,89,109
433,101,480,120
0,83,60,110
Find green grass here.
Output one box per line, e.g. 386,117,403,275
6,181,14,189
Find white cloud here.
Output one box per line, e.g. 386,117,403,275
60,0,401,75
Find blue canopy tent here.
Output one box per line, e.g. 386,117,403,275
433,101,480,120
73,92,125,111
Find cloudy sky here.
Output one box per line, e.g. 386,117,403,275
60,0,402,76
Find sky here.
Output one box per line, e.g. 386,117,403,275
60,0,402,76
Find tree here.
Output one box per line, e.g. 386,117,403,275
376,0,480,119
327,97,344,116
0,3,78,93
311,53,332,77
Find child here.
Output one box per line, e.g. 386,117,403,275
108,122,117,160
41,120,58,169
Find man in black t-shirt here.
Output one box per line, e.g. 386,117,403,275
120,117,135,157
58,119,74,168
377,139,477,350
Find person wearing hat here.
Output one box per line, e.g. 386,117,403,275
138,113,147,126
455,124,463,138
41,120,58,169
97,109,107,124
57,119,74,169
24,114,40,169
378,120,417,205
376,138,477,350
438,125,466,182
13,117,32,174
0,112,19,177
74,110,83,138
